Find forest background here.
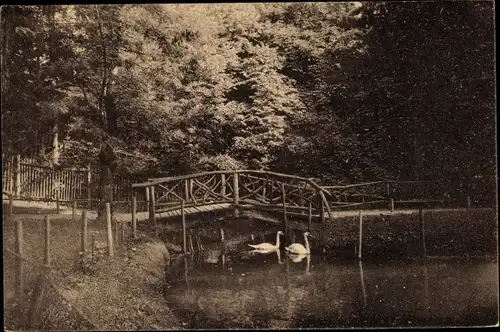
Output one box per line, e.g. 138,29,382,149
1,2,495,202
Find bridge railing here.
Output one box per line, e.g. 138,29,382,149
321,179,481,211
131,170,334,223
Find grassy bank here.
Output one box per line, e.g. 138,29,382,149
2,204,182,330
313,208,497,259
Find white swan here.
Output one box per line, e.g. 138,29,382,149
250,248,285,264
248,231,284,251
285,232,313,255
288,253,307,263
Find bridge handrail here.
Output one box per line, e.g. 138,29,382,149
131,169,333,221
133,170,326,192
322,181,385,190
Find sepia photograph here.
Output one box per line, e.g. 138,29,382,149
1,2,498,330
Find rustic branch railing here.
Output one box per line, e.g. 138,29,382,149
321,179,477,211
132,170,333,222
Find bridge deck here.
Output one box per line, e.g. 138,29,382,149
5,198,486,224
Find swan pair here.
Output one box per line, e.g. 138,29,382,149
248,231,314,255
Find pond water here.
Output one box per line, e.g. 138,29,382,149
163,244,498,329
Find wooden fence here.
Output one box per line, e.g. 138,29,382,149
2,156,142,210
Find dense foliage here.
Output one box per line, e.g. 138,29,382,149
1,3,495,192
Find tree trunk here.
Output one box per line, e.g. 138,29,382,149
46,5,60,166
95,5,109,129
0,7,12,107
97,142,116,221
52,120,60,166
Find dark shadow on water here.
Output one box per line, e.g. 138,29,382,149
163,248,498,329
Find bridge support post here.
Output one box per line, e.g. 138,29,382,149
320,199,325,223
233,172,239,218
182,201,187,254
220,174,226,199
308,202,312,232
281,183,289,242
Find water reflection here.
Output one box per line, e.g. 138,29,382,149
164,254,498,329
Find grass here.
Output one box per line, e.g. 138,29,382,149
2,201,182,330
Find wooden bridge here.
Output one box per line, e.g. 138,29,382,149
130,170,476,225
131,170,334,224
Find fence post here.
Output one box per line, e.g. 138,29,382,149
9,194,14,216
145,186,150,214
44,216,51,266
233,172,240,218
114,219,119,247
15,154,21,198
120,221,125,243
15,217,23,297
131,195,137,239
56,188,60,214
106,203,114,257
72,200,77,222
86,164,92,210
148,186,157,238
81,210,88,253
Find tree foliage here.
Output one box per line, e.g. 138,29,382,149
1,3,495,197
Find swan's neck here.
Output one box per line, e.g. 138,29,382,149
304,234,310,253
275,232,281,248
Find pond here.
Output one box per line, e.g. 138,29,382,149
163,242,498,329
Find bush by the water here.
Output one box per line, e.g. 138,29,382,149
316,209,497,258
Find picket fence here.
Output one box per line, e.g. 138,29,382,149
2,156,145,207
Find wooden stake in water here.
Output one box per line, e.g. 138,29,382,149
358,210,363,260
467,196,471,209
81,210,88,253
182,201,187,254
189,234,194,253
308,202,312,232
359,260,367,306
106,203,114,257
419,208,427,257
281,183,289,241
44,216,51,266
389,198,394,212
